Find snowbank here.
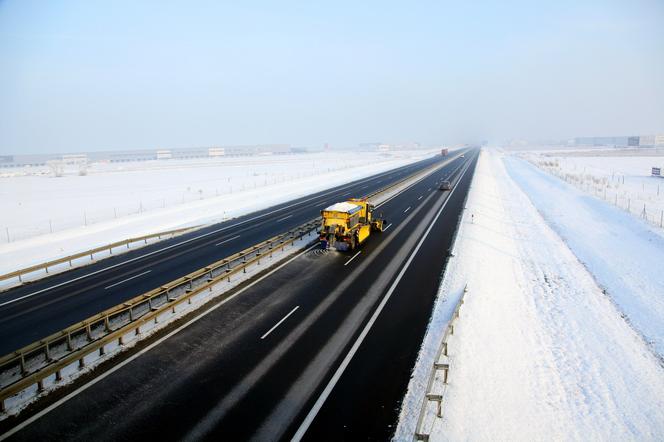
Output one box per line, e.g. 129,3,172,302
396,149,664,441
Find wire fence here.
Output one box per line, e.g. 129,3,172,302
530,159,664,229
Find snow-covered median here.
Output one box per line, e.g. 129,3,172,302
396,149,664,441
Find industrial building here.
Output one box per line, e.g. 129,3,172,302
0,144,294,168
573,134,664,148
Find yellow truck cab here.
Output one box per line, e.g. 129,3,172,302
319,198,384,251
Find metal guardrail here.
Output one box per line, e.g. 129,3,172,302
0,226,197,284
413,285,468,441
0,221,319,412
411,149,478,440
0,153,461,414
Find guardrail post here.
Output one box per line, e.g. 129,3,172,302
426,394,443,418
86,324,92,341
99,345,105,356
442,341,448,357
55,369,62,382
45,341,52,361
37,379,45,393
434,362,450,384
414,433,429,441
19,352,27,375
449,324,454,335
79,357,85,369
66,332,73,351
1,398,6,413
104,316,111,332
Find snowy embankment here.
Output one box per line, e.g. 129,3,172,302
0,150,436,275
504,155,664,357
395,149,664,441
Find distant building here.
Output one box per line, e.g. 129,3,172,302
574,136,638,147
0,144,296,168
156,149,172,159
639,135,656,147
208,147,225,157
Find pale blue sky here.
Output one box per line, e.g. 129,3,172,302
1,0,663,154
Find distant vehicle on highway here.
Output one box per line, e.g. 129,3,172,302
460,154,465,158
439,180,452,191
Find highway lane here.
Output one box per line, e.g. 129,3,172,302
0,152,464,355
0,150,478,441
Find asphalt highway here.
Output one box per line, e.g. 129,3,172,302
0,153,460,355
1,148,478,441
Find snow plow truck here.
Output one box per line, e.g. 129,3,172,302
319,198,384,251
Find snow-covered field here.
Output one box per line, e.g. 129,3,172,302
519,150,664,229
0,150,437,275
396,149,664,440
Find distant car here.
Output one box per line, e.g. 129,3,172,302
439,180,452,191
461,154,465,158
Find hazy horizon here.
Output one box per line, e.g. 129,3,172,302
1,0,663,155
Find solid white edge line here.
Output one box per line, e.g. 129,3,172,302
343,251,361,267
260,306,300,340
382,223,393,232
291,155,474,441
0,243,320,442
103,270,152,290
214,235,241,246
